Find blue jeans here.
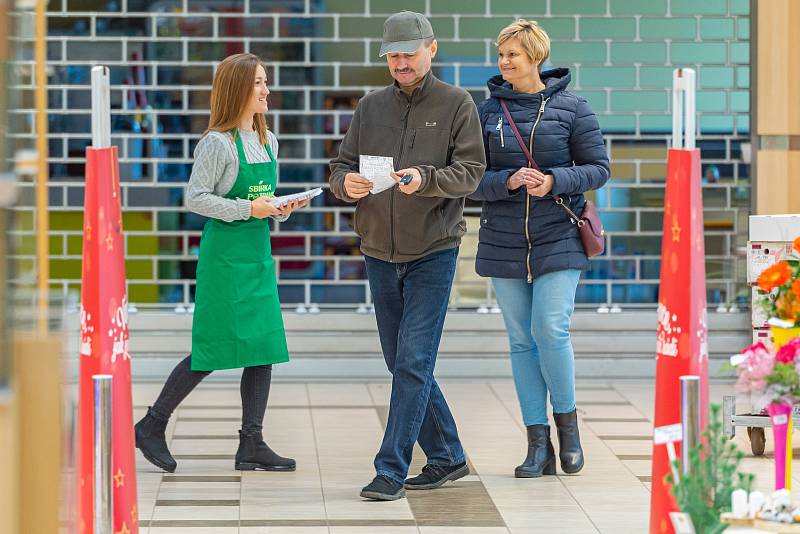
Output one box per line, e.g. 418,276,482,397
492,270,581,426
365,248,465,484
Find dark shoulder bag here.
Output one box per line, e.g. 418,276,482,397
499,99,605,257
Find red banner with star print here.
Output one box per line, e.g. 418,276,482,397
649,148,709,534
78,146,139,534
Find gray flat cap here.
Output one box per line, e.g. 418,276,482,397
379,11,434,57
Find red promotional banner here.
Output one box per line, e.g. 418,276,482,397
77,146,139,534
649,148,709,534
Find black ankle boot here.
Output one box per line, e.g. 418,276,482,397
134,408,177,473
554,410,584,474
515,425,556,478
234,431,296,471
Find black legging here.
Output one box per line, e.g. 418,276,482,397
150,354,272,436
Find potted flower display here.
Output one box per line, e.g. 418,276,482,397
757,236,800,347
732,339,800,490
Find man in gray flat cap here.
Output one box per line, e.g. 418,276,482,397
329,11,486,501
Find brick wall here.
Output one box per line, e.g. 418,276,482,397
9,0,751,308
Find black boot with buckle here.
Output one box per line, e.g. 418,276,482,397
234,430,296,471
515,424,556,478
554,410,584,474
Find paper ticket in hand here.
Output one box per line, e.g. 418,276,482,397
269,187,323,208
359,155,397,194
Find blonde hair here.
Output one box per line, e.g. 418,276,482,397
205,53,269,145
496,19,551,70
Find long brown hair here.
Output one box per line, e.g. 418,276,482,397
205,53,269,144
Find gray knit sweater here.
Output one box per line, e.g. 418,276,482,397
185,129,287,222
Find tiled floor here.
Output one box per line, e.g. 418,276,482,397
128,380,783,533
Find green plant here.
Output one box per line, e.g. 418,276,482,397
666,404,755,534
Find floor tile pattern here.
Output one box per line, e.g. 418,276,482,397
125,381,782,533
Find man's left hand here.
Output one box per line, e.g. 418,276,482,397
526,171,554,197
393,168,422,194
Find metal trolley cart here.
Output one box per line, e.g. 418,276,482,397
723,395,768,456
723,395,800,456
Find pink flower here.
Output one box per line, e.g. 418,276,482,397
734,342,775,395
777,338,800,364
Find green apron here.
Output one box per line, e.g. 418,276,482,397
191,130,289,371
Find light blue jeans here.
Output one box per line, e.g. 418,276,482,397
492,269,582,426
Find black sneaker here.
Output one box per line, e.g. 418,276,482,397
404,461,469,490
360,475,406,501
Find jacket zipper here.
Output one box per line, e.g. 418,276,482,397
524,96,549,283
391,95,414,262
496,116,504,147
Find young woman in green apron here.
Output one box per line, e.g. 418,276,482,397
134,53,308,473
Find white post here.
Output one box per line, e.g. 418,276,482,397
93,374,113,534
671,68,696,150
91,66,111,149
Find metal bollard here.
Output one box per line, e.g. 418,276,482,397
93,374,113,534
680,375,701,475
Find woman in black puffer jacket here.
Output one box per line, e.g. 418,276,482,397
470,19,609,479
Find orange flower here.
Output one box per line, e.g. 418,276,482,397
793,279,800,299
777,291,800,322
758,261,793,292
794,236,800,254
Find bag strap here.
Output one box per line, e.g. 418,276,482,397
499,99,540,171
554,195,584,227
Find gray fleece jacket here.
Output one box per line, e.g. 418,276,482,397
329,72,486,262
